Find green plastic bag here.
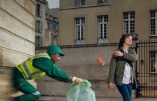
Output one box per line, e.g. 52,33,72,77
67,80,96,101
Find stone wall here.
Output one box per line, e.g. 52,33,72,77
0,0,35,100
36,44,131,98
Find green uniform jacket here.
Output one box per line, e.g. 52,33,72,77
32,55,70,82
107,48,137,85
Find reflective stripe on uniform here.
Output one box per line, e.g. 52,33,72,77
16,52,49,80
30,70,43,77
23,61,32,79
23,62,44,79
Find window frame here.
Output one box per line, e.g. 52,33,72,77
97,15,108,40
123,11,135,34
35,35,42,47
75,17,85,44
47,16,59,31
35,20,42,33
36,4,41,17
75,0,85,7
97,0,108,4
150,51,157,74
150,10,157,36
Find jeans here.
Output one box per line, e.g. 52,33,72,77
116,83,132,101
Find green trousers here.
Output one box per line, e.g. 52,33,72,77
13,68,41,101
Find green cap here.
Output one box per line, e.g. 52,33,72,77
47,45,64,56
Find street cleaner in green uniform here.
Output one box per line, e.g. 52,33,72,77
13,45,84,101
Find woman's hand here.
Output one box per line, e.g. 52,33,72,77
108,82,114,89
113,51,123,57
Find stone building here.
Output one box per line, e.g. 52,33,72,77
59,0,157,45
35,0,59,47
45,8,59,45
35,0,48,47
0,0,35,101
36,0,157,99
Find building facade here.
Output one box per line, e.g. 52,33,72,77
35,0,48,47
0,0,35,100
59,0,157,45
35,0,59,47
45,8,60,45
58,0,157,97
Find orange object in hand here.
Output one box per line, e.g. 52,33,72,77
96,57,105,66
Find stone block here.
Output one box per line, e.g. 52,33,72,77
0,48,32,67
14,0,35,16
0,28,34,55
0,9,35,42
0,70,16,98
0,0,35,29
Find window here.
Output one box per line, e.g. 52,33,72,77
47,16,59,31
35,20,42,33
36,4,41,16
98,15,108,39
150,10,157,36
123,11,135,34
75,17,85,42
75,0,85,6
150,51,157,73
35,35,42,47
98,0,108,4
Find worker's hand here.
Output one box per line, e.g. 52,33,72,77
72,77,84,84
113,51,123,57
108,82,114,89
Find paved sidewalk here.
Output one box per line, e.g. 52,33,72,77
39,96,157,101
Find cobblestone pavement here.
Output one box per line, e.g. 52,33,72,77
39,96,157,101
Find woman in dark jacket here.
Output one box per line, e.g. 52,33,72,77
107,34,138,101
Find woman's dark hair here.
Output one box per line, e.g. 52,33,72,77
118,34,132,48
